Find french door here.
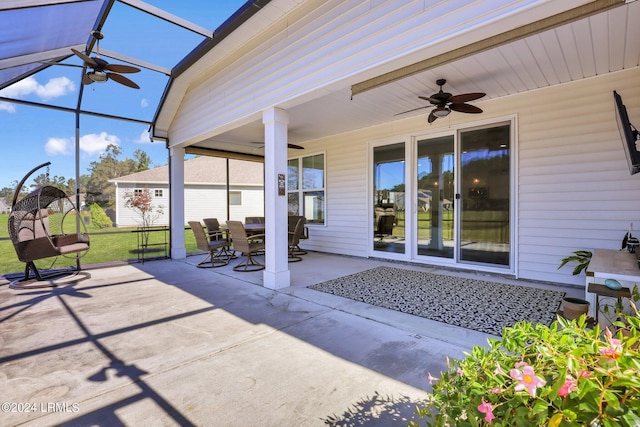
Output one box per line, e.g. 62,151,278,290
372,122,513,270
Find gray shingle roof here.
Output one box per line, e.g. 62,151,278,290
110,156,263,185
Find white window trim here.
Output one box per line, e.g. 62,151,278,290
288,151,326,226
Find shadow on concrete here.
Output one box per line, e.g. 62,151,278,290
0,256,450,425
0,277,200,426
322,392,428,426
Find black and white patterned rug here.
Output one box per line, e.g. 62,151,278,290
309,266,565,336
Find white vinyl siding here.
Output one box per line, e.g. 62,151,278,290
159,0,639,287
115,184,170,227
299,67,640,285
115,184,264,227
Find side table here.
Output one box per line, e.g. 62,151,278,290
587,282,632,324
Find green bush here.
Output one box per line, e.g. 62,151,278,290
90,203,112,229
413,307,640,426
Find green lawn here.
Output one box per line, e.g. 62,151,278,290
0,213,198,276
392,210,508,243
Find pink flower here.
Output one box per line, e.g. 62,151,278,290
578,369,592,378
510,364,546,397
494,363,506,376
488,387,503,394
558,374,577,397
427,372,438,385
600,328,623,361
477,399,495,422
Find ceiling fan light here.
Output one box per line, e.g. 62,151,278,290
433,106,450,118
87,70,108,82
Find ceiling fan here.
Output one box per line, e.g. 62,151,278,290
71,31,141,89
395,79,485,123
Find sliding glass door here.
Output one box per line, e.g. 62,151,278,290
459,125,511,266
372,121,512,270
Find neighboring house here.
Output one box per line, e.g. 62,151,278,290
152,1,640,289
0,198,10,214
110,156,264,227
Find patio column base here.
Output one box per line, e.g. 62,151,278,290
263,270,290,289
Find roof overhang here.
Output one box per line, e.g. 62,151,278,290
151,0,640,157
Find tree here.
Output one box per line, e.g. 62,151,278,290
85,144,152,207
85,144,122,207
90,203,113,229
31,173,75,196
0,185,18,206
124,187,164,249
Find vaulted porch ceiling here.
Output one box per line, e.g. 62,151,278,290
187,0,639,156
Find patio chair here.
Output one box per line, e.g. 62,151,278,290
226,220,265,272
203,217,236,259
202,217,222,240
244,216,265,253
245,216,265,224
188,221,231,268
8,163,90,288
288,215,308,256
288,215,306,262
374,214,395,244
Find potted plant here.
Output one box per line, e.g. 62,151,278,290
412,306,640,426
557,250,592,319
558,250,592,276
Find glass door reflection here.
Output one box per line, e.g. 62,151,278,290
459,125,510,266
373,143,405,254
416,136,454,258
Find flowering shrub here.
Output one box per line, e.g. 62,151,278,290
412,304,640,426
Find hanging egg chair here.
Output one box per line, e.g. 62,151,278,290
7,162,90,288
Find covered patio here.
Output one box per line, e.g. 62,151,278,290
0,253,582,425
1,1,638,421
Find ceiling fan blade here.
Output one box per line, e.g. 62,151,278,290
428,111,438,123
394,105,429,116
107,72,140,89
288,143,304,150
71,48,98,67
450,103,483,114
418,95,442,104
449,92,485,103
82,73,94,85
104,63,140,74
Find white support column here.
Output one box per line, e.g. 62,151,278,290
262,107,290,289
170,147,187,259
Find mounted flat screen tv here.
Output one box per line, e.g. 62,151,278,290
613,90,640,175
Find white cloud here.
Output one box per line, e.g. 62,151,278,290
0,102,16,113
141,98,149,108
135,128,151,144
0,76,75,102
80,132,120,156
44,132,120,157
37,77,76,100
0,77,38,98
45,137,72,155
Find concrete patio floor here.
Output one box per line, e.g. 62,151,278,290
0,252,582,426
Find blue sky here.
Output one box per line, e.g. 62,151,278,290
0,1,246,190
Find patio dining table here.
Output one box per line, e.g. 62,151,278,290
220,223,265,233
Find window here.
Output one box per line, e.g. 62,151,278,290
154,189,163,197
288,153,325,224
133,188,143,195
229,191,242,206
